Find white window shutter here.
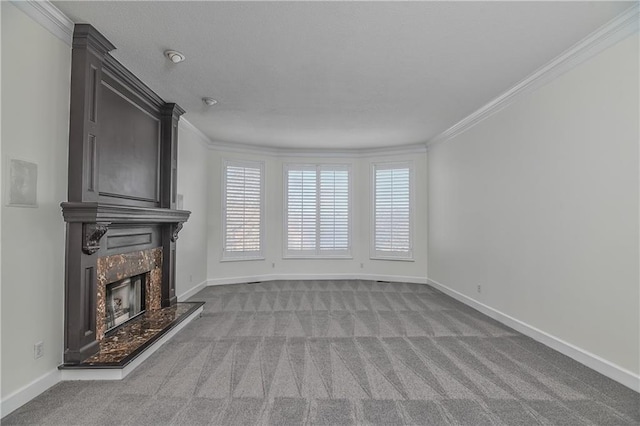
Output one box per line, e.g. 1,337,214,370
286,167,317,253
373,163,412,259
285,164,351,257
223,160,264,259
319,168,349,253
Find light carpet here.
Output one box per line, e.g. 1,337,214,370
3,280,639,425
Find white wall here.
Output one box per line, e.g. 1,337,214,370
0,1,4,408
1,1,71,401
428,33,639,377
206,149,428,284
175,122,210,299
0,5,214,412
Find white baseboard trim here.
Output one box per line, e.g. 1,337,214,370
427,278,640,393
60,305,203,381
1,305,204,418
1,368,61,419
359,274,428,284
206,273,428,287
177,280,208,301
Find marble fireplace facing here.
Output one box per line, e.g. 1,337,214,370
96,248,162,340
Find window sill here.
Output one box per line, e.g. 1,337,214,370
220,256,265,263
369,256,415,262
282,255,353,260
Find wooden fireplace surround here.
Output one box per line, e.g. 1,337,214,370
61,24,190,364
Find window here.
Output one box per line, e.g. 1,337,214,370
222,160,264,260
285,164,351,257
372,162,413,260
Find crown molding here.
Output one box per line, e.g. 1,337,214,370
427,3,640,149
207,139,427,158
11,0,74,46
179,119,426,157
356,143,428,158
19,0,634,155
178,118,216,150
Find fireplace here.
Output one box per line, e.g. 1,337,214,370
105,274,145,331
60,24,190,365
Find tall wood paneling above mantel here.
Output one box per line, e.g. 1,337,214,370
61,24,190,364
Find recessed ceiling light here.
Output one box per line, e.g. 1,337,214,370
164,50,185,64
202,97,218,106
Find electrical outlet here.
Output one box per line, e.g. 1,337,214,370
189,274,193,283
272,262,275,268
34,341,44,359
477,284,482,293
360,263,364,269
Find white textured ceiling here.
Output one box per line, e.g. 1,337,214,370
54,1,631,149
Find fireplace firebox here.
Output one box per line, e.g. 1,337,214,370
105,274,145,331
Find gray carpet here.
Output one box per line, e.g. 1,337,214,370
4,280,639,425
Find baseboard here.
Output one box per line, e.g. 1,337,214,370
427,278,640,393
206,273,428,286
358,274,428,284
1,305,204,418
0,368,61,419
177,279,208,301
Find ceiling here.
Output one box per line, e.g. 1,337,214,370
54,1,632,150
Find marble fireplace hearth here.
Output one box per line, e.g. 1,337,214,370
59,301,203,380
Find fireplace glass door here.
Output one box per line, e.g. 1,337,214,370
105,274,145,332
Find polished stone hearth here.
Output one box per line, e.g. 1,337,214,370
59,302,203,379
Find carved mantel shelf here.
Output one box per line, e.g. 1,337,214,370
61,202,191,224
61,202,191,254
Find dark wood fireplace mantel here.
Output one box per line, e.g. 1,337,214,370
61,202,190,224
61,202,190,254
62,24,190,364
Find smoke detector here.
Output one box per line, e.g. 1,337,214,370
202,97,218,106
164,50,185,64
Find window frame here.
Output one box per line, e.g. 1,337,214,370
370,161,415,261
283,163,352,259
221,159,265,261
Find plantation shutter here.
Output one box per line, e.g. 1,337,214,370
286,166,317,254
373,163,412,259
319,168,350,253
285,164,351,257
223,160,263,259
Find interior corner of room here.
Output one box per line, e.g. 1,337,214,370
1,0,638,422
